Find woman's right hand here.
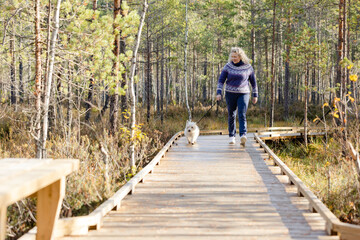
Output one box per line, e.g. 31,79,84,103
216,94,222,101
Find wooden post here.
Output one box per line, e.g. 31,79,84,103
130,186,135,195
115,202,121,211
37,177,65,240
0,206,6,240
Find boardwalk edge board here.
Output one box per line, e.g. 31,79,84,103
254,132,360,240
18,131,184,240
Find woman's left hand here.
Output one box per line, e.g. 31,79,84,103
252,97,258,104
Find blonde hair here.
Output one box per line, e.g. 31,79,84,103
228,47,251,65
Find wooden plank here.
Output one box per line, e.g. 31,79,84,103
339,232,360,240
258,132,326,141
0,159,52,182
334,222,360,240
18,227,36,240
0,206,5,240
0,160,79,206
54,217,92,237
200,127,326,136
36,177,65,240
257,130,298,135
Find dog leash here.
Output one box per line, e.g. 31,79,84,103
196,100,219,124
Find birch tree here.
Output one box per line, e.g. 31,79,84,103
129,0,148,174
34,0,42,158
41,0,62,158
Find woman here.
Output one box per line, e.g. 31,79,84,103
216,47,258,147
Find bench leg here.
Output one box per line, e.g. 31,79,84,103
36,177,65,240
0,206,6,240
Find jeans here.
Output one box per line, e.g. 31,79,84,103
225,92,250,137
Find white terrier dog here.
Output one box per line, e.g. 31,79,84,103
184,120,200,145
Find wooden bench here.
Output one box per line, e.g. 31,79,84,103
0,158,79,240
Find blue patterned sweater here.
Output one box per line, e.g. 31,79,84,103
216,61,258,97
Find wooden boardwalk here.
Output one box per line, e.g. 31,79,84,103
62,134,339,240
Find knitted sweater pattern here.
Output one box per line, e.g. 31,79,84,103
216,62,258,97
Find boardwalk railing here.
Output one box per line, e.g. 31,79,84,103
254,132,360,240
200,126,326,137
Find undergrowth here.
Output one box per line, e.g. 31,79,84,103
269,136,360,224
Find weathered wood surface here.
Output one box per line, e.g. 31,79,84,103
0,158,79,240
62,135,338,240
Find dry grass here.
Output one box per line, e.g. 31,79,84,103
270,132,360,225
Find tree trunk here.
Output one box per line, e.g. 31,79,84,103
251,0,256,65
10,25,17,106
85,0,98,122
44,0,52,99
109,0,121,135
278,12,283,104
146,28,152,123
166,45,171,111
160,15,164,124
192,48,196,110
264,34,269,111
35,0,43,158
42,0,62,158
129,0,148,174
66,65,73,151
284,10,291,118
311,65,316,103
202,59,207,105
19,37,24,103
317,16,322,105
184,0,191,120
343,0,347,87
85,78,94,122
211,45,215,105
304,64,309,147
336,0,344,98
156,40,159,114
270,0,277,127
120,0,128,123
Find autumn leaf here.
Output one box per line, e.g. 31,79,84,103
313,117,320,122
350,75,358,82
